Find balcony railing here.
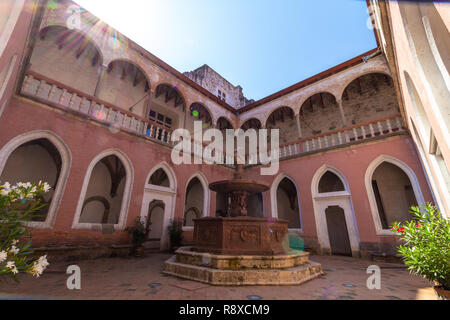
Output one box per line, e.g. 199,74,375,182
247,114,405,164
21,71,406,166
21,71,174,145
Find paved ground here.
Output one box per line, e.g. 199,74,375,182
0,253,434,300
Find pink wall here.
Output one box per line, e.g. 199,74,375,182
244,135,434,251
0,97,234,246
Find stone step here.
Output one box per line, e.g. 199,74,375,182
163,256,323,286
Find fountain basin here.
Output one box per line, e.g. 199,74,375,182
193,217,289,256
209,179,270,194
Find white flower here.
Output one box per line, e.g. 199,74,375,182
0,251,7,263
43,183,51,193
9,246,19,255
12,240,19,245
11,267,19,274
0,182,11,196
31,255,49,277
6,261,15,269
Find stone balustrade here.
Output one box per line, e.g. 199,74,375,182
247,114,405,164
22,71,173,145
21,71,405,166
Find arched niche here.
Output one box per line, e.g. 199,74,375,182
0,130,71,229
97,59,151,117
341,73,399,126
365,155,426,235
265,106,297,144
72,149,133,230
30,26,103,95
299,92,339,137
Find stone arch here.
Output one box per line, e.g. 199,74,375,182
341,73,399,126
98,59,151,117
240,118,262,130
72,149,134,230
151,83,187,132
30,25,103,95
154,83,187,109
0,130,72,228
299,92,340,137
270,174,302,230
311,164,360,256
265,106,297,144
216,117,234,131
338,70,392,100
183,172,210,228
298,91,337,113
141,162,177,250
190,102,213,128
145,161,177,192
311,165,350,197
365,155,426,235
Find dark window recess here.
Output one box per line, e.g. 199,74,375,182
372,180,388,229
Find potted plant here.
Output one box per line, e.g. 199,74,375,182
168,218,183,252
126,215,151,257
391,204,450,299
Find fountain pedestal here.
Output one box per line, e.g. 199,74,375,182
193,217,289,256
163,163,323,286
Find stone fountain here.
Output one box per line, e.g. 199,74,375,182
163,162,323,286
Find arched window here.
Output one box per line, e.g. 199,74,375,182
149,168,170,188
0,138,62,223
184,177,204,227
318,171,345,193
79,155,127,224
371,162,418,229
276,178,301,229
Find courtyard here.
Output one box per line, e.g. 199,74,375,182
0,254,433,300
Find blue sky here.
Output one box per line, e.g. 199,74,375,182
75,0,376,101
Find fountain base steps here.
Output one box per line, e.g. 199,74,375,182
163,247,323,286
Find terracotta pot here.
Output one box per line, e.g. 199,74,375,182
434,286,450,300
134,245,145,257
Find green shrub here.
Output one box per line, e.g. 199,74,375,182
168,218,183,250
391,204,450,289
126,215,152,247
0,182,51,281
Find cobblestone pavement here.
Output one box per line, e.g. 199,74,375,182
0,254,434,300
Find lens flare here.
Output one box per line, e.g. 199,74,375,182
94,110,106,121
